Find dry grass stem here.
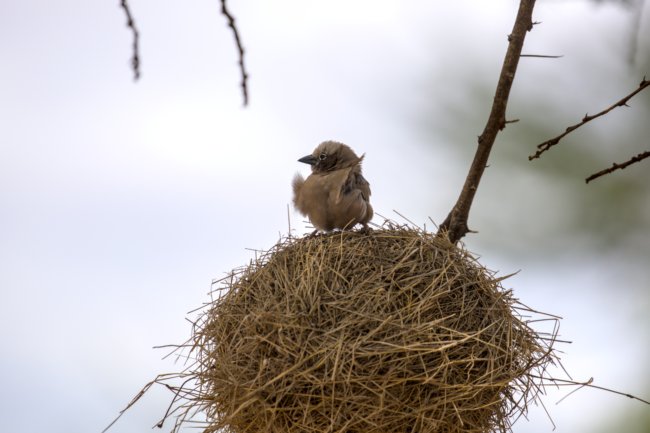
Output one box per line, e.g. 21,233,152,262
107,224,561,433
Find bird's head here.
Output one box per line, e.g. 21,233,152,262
298,141,363,173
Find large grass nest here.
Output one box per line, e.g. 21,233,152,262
153,225,559,433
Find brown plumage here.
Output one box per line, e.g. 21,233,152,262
292,141,373,231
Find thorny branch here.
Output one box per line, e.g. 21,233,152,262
530,77,650,160
220,0,249,106
585,150,650,183
438,0,537,244
120,0,140,80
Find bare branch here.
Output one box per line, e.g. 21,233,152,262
585,150,650,183
119,0,140,80
220,0,249,106
530,77,650,160
438,0,537,243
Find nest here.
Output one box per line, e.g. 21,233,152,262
165,226,558,433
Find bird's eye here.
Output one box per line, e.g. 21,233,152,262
319,153,327,161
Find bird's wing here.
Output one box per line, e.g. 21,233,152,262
326,168,353,205
354,172,371,200
341,169,371,201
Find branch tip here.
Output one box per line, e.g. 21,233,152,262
585,150,650,183
530,77,650,159
220,0,249,106
119,0,140,80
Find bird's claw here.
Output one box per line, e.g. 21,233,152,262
358,225,373,235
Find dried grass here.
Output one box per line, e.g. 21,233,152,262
105,225,560,433
163,225,559,433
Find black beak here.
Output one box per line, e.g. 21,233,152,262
298,154,317,165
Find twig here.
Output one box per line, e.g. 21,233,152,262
585,150,650,183
119,0,140,80
154,377,196,429
438,0,537,244
220,0,249,106
530,77,650,160
102,379,156,433
529,375,650,406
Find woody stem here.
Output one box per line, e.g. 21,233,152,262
438,0,536,243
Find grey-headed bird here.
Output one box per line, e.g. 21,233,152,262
292,141,373,232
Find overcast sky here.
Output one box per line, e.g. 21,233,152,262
1,1,648,432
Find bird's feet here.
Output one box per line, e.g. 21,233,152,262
358,225,373,235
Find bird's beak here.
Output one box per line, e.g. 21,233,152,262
298,154,317,165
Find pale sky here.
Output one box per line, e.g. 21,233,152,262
1,1,648,432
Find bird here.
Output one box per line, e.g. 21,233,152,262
292,141,373,232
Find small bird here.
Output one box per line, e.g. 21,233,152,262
292,141,373,232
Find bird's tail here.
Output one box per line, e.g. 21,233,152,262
291,173,305,206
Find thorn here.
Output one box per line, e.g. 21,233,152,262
520,54,563,59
